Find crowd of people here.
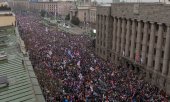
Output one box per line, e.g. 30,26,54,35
16,12,169,102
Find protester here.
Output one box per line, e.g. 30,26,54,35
16,12,169,102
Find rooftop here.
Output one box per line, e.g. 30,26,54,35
0,26,45,102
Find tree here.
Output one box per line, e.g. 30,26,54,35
0,5,11,11
65,14,70,20
71,16,80,26
40,10,46,17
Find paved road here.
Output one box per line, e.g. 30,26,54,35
44,17,90,35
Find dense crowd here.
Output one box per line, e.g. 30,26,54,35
16,12,169,102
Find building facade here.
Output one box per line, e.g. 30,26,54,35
9,0,74,17
96,3,170,95
0,2,15,27
0,14,15,27
69,0,97,28
89,7,96,27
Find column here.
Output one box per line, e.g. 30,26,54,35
141,21,149,65
112,18,117,62
105,16,109,59
95,15,99,53
112,18,117,51
162,25,170,75
154,23,163,72
136,20,142,61
130,20,136,60
101,15,105,47
97,15,100,43
97,15,100,45
120,19,126,55
147,22,155,70
125,19,130,56
101,16,105,57
116,18,121,54
168,62,170,77
105,16,109,41
167,62,170,95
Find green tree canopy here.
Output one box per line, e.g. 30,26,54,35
71,16,80,25
40,10,46,17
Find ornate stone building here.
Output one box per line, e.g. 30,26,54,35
8,0,74,17
96,3,170,95
0,2,15,27
69,0,97,28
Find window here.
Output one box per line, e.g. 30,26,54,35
104,42,106,47
140,44,142,51
153,60,155,67
100,41,102,46
163,38,166,48
154,48,156,55
97,40,99,44
100,49,102,54
103,51,105,55
155,36,158,44
162,51,164,58
104,34,106,40
148,35,150,42
97,48,99,53
141,32,144,41
146,57,148,65
160,63,163,72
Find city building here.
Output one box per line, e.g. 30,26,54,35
0,2,15,27
0,3,45,101
0,26,45,102
161,0,170,4
9,0,74,17
9,0,30,10
96,3,170,95
70,0,97,28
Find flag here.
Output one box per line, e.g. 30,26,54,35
44,61,49,67
123,50,125,56
48,69,53,77
140,58,143,64
47,54,51,58
135,52,140,62
45,27,48,32
78,73,83,80
74,50,80,56
90,67,94,71
48,50,52,56
67,50,73,58
77,60,81,67
90,85,93,92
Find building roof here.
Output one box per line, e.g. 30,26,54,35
0,26,45,102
